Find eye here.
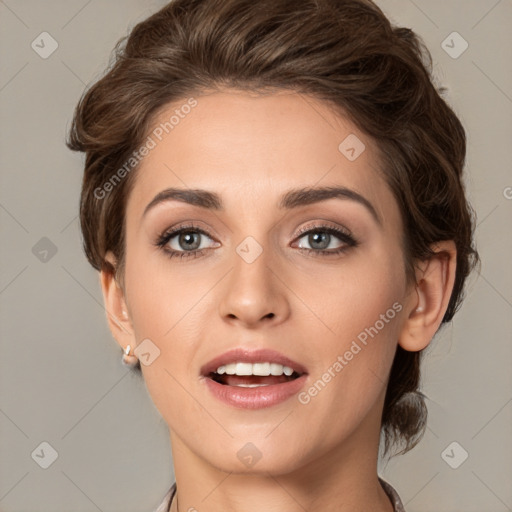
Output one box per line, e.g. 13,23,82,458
292,223,357,256
154,222,358,261
154,223,220,260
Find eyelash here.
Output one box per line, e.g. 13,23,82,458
154,222,358,260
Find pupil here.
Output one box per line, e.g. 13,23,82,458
310,232,329,249
180,232,200,250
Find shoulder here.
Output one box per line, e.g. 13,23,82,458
379,477,407,512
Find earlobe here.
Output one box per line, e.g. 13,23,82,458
99,251,136,351
398,240,457,352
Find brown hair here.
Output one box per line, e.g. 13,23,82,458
66,0,479,457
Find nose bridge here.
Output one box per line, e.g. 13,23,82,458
218,230,290,325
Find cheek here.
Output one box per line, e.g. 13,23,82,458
123,246,210,338
300,241,406,337
122,251,210,416
122,248,221,396
302,245,405,397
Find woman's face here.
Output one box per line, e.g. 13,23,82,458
114,89,417,474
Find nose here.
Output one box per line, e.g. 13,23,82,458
218,243,291,328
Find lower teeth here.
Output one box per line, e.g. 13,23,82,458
233,383,271,388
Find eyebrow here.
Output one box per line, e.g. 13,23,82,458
142,186,381,225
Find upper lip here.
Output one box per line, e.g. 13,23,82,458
200,348,308,376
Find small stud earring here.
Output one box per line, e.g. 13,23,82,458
122,344,138,367
415,305,424,313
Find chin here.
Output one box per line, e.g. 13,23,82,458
198,439,310,477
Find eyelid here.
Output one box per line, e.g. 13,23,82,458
293,220,354,239
156,220,353,244
156,221,217,243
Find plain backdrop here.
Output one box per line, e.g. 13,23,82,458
0,1,511,511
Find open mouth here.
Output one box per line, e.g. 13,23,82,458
208,371,302,387
201,357,308,408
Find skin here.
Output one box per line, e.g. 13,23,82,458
100,89,456,512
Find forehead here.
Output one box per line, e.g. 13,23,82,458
127,89,397,223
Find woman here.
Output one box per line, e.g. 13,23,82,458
66,0,479,510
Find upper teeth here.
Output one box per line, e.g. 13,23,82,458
216,362,295,377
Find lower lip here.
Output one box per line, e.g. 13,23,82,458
202,374,308,410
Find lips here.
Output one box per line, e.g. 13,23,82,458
199,347,309,409
200,347,308,377
203,374,309,409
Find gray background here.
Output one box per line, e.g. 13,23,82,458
0,1,510,511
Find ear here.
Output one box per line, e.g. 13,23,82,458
398,240,457,352
99,251,137,353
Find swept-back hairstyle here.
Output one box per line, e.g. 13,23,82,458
66,0,479,457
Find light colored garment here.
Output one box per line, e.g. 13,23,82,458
154,477,406,512
153,484,174,512
379,477,406,512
